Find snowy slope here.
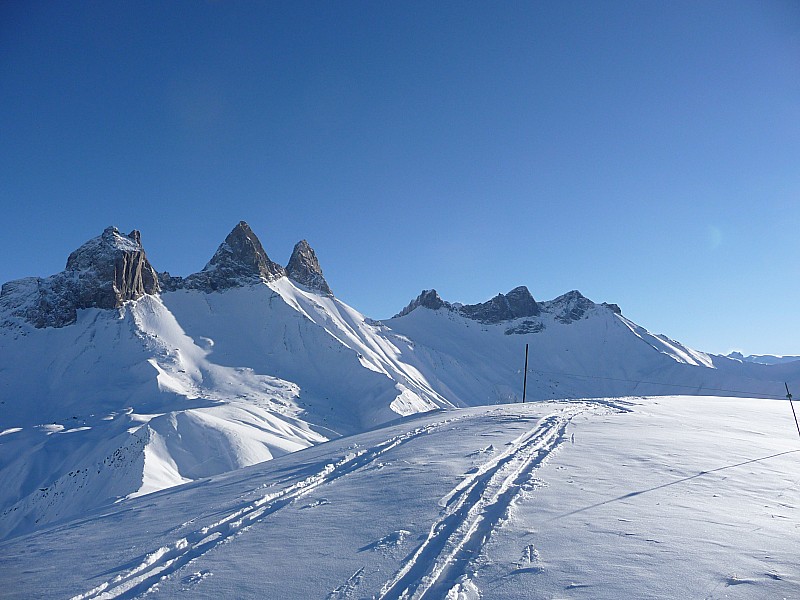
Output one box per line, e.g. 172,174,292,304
384,292,800,406
0,278,455,541
0,295,325,540
0,223,458,541
2,223,799,547
1,396,797,599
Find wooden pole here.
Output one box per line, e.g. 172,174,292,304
522,343,529,403
786,382,800,440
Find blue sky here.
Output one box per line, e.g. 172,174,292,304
1,1,798,355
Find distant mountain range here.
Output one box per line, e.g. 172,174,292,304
725,351,800,366
1,221,797,541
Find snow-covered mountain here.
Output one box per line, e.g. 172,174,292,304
1,222,797,543
726,351,800,366
0,223,448,540
386,287,798,405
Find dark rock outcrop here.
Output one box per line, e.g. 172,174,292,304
286,240,332,295
394,289,450,318
0,227,159,328
460,286,540,324
543,290,595,324
395,285,622,329
395,286,540,324
505,320,546,335
169,221,286,292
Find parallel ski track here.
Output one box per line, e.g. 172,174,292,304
72,416,461,600
377,405,583,600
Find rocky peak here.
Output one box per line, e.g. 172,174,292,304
174,221,286,292
542,290,597,324
460,286,540,323
286,240,332,295
394,289,450,318
502,286,540,318
65,227,143,271
0,226,159,328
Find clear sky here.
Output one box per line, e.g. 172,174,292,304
1,1,798,355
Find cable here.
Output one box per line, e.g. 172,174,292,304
524,367,791,401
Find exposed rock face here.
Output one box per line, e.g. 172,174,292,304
286,240,332,295
394,289,450,318
395,287,540,323
542,290,595,324
504,320,545,335
0,227,159,328
460,286,540,323
165,221,286,292
396,286,622,330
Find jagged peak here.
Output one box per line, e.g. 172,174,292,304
205,221,281,274
286,240,332,295
540,289,622,323
1,225,159,328
172,222,286,292
392,285,625,326
394,289,449,318
65,226,144,271
460,286,540,324
394,286,540,324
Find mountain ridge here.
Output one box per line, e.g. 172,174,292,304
1,221,798,543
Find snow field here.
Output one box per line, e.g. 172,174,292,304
1,397,798,598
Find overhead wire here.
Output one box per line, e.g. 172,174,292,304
522,367,793,401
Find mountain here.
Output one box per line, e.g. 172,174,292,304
385,287,798,405
726,351,800,366
0,226,159,329
1,222,798,544
0,223,448,540
158,221,285,292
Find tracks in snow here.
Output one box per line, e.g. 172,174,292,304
73,404,591,600
72,417,459,600
377,406,583,600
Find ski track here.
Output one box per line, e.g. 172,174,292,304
377,405,585,600
71,416,462,600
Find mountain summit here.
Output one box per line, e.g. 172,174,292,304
394,286,540,324
162,221,286,291
461,286,540,323
2,221,799,547
0,226,159,328
286,240,332,295
395,289,449,318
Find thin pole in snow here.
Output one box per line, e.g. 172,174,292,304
522,343,529,403
786,382,800,440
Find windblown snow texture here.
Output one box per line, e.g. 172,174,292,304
2,398,798,600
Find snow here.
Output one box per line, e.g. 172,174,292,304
384,303,798,405
2,276,799,544
0,396,797,599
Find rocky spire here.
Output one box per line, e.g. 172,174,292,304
286,240,332,295
0,226,160,328
175,221,286,291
